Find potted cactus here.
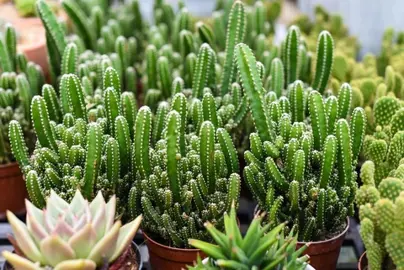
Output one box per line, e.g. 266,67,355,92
127,93,241,269
356,159,404,270
0,24,45,218
235,40,366,270
2,189,143,269
187,203,312,270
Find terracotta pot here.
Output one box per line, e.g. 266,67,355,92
143,231,206,270
296,218,350,270
2,241,142,270
0,162,27,219
0,4,48,75
358,252,367,270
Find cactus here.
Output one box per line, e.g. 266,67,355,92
188,204,309,270
2,190,142,269
0,25,43,164
236,43,365,241
9,67,139,215
357,160,404,270
128,93,241,248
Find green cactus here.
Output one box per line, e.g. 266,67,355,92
236,43,365,241
128,95,241,248
357,160,404,270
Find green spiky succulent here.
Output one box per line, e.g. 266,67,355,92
128,94,241,248
2,189,142,270
188,203,309,270
0,24,44,164
236,42,366,241
356,159,404,270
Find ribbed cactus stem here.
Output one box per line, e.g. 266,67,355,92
284,25,300,86
220,0,246,95
312,31,334,94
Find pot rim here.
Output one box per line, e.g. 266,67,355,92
0,162,19,169
358,251,366,270
143,231,202,253
297,217,350,245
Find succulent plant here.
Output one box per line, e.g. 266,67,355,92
36,0,144,82
236,43,366,241
356,159,404,270
0,24,44,164
2,189,142,269
188,203,309,270
128,93,241,248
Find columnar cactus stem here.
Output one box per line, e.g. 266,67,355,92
270,58,284,97
61,43,78,75
311,31,334,94
220,1,246,95
31,96,57,151
192,43,216,98
284,26,300,86
133,106,152,180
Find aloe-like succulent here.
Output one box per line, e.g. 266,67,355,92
128,94,241,248
0,24,44,164
356,160,404,270
236,43,366,241
2,189,142,269
188,204,309,270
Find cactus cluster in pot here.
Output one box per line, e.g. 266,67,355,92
236,42,366,241
0,24,44,164
356,160,404,270
188,203,309,270
9,66,139,212
128,93,241,248
2,189,142,270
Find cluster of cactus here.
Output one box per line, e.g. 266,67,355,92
188,203,309,270
291,5,359,60
236,42,366,241
36,0,144,82
376,27,404,77
10,66,139,213
2,189,142,269
362,104,404,184
0,24,44,164
356,160,404,270
128,93,241,248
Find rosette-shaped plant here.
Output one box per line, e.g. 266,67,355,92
2,189,142,269
128,93,241,248
188,204,309,270
356,160,404,270
236,43,366,241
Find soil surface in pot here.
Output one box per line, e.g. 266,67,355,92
108,243,139,270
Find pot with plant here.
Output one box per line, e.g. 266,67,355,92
187,203,313,270
2,189,143,270
0,24,44,218
235,39,366,270
127,92,241,269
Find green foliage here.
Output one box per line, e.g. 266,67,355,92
188,204,309,270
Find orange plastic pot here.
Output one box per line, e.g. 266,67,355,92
143,231,206,270
358,252,367,270
296,218,350,270
0,163,28,219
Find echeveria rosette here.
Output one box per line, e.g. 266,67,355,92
2,190,142,270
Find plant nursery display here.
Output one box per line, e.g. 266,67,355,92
2,0,404,269
188,203,310,270
2,189,143,269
